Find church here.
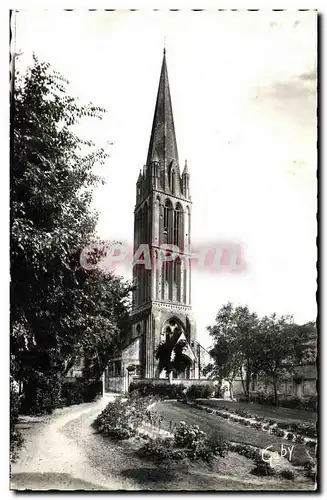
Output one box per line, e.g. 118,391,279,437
104,50,211,392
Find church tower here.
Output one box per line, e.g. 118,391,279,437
130,49,198,379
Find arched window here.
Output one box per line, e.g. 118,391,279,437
174,203,183,247
185,205,191,249
143,203,148,244
170,168,176,195
163,199,172,241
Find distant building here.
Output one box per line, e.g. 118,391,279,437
105,50,209,392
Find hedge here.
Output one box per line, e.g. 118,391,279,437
129,381,186,399
238,394,317,413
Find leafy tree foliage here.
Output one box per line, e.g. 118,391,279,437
256,318,316,403
206,303,316,404
206,303,261,401
11,56,132,413
155,339,191,383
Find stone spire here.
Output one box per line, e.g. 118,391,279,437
146,49,179,171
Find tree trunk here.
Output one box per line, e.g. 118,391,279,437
272,374,278,406
168,371,173,384
245,363,251,402
229,380,234,400
240,367,247,397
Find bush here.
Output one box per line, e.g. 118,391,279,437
93,395,153,440
10,384,23,461
83,380,103,402
250,422,262,430
239,394,317,413
286,432,295,441
129,382,186,400
280,469,295,480
174,421,207,449
61,380,84,406
251,459,276,477
138,437,187,461
235,408,251,419
271,427,285,437
185,383,215,400
228,443,261,462
173,422,228,463
290,422,317,439
20,372,61,415
60,379,102,406
304,461,317,482
191,437,229,463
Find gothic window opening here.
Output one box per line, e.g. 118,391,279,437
174,203,183,248
163,200,170,238
170,167,176,195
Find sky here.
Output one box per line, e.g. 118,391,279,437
15,9,317,348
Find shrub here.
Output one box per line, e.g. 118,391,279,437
304,461,317,482
138,437,187,461
271,427,285,437
10,384,23,462
235,408,251,419
295,434,305,444
280,469,295,480
238,394,317,413
83,380,103,402
286,432,295,441
251,459,276,476
174,422,207,450
129,382,186,400
61,379,85,406
93,395,152,440
291,422,317,439
185,383,215,400
173,422,228,463
227,443,261,462
250,422,262,430
302,396,317,413
190,436,229,463
20,372,61,415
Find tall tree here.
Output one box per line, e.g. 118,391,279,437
11,56,130,412
203,336,241,400
207,303,261,401
257,317,316,404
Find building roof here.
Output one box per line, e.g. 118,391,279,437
146,49,179,173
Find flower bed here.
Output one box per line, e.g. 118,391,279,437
138,421,229,464
190,401,317,447
93,395,159,440
94,396,315,483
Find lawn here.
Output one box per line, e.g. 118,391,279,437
154,401,316,466
196,399,316,424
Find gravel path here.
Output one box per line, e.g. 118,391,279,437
10,394,138,491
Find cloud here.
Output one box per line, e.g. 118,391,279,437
299,68,317,81
253,70,316,103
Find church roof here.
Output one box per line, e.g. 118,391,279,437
146,49,179,170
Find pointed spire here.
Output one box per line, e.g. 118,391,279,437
182,159,189,175
137,169,142,182
146,50,179,169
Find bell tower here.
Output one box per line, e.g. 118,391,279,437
131,49,198,379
